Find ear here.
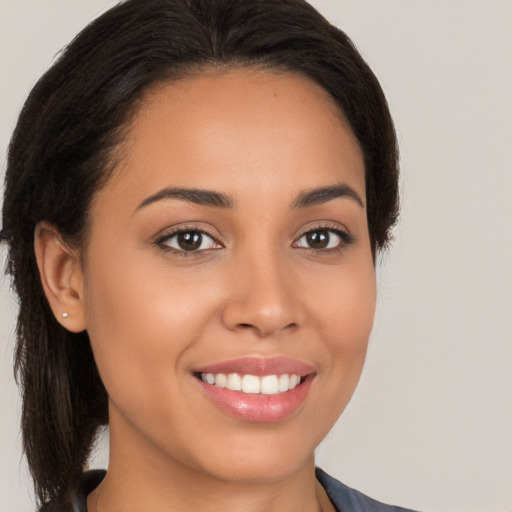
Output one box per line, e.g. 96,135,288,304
34,221,87,332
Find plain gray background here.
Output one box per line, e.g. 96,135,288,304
1,1,511,511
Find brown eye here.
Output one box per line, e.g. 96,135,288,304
295,229,346,250
305,230,330,249
160,230,219,252
177,232,203,251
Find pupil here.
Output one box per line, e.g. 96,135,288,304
306,230,329,249
177,232,202,251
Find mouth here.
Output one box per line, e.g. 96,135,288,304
193,357,315,422
196,372,305,395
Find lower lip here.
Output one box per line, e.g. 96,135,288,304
196,375,314,422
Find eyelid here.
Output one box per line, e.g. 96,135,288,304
152,221,353,257
293,222,355,248
154,224,224,254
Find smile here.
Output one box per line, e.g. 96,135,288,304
199,372,303,394
194,357,315,422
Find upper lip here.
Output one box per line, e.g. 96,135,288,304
194,357,315,377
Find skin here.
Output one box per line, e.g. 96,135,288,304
35,68,376,512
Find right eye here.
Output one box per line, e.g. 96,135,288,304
294,229,343,250
157,229,221,253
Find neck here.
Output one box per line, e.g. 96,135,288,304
89,456,329,512
87,423,333,512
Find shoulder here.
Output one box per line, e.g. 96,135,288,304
316,467,419,512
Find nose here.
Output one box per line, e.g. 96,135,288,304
221,251,301,338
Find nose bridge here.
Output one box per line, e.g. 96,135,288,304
222,243,299,337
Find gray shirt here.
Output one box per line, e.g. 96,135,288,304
315,467,418,512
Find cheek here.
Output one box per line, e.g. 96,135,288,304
81,249,215,408
313,259,376,390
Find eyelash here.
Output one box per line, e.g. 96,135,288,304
155,223,354,257
155,226,221,257
293,224,355,254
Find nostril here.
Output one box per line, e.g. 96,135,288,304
235,321,298,336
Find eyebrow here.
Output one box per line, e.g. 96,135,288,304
136,187,234,211
135,182,364,212
292,184,364,208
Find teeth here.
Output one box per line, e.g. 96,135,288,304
261,375,279,395
242,375,260,393
278,374,289,392
226,373,242,391
215,373,227,388
289,374,300,389
200,372,303,394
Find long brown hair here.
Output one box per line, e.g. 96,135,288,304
1,0,399,509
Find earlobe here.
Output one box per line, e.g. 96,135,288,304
34,222,87,333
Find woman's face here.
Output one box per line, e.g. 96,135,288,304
80,69,376,483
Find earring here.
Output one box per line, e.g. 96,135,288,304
62,312,69,318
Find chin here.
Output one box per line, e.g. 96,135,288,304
201,453,312,485
184,427,318,485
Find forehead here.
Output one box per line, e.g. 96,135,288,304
96,68,365,212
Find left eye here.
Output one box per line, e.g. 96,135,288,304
294,229,344,250
160,230,219,252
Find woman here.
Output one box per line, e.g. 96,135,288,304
1,0,414,511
